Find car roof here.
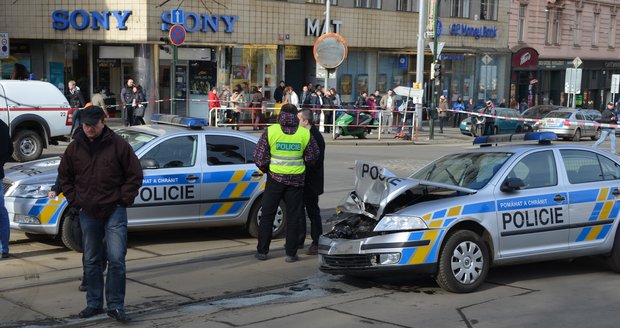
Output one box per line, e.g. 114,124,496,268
116,124,260,142
464,142,607,156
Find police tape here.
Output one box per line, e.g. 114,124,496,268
445,108,620,130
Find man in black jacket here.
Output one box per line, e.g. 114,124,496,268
0,120,13,258
297,109,325,255
593,102,618,155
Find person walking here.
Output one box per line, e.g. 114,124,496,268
436,95,448,133
253,104,319,262
379,89,396,133
250,86,265,130
67,80,86,136
229,88,245,130
131,85,147,126
58,106,143,323
297,109,325,255
1,119,13,259
593,102,618,155
120,79,135,126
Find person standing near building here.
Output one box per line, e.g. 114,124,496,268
208,86,221,126
452,96,465,128
253,104,319,262
436,95,448,134
131,85,147,126
0,119,13,259
229,88,245,130
58,106,143,323
274,80,286,103
250,86,265,130
67,80,86,135
593,102,618,155
218,84,232,125
90,88,108,117
379,89,396,134
297,109,325,255
121,79,135,126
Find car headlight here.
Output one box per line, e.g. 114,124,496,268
9,183,54,198
373,215,428,232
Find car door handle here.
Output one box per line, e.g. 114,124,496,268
186,175,199,182
613,189,620,197
251,172,264,178
553,194,566,202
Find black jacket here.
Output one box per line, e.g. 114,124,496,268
67,88,85,108
304,125,325,195
600,108,617,125
0,120,13,179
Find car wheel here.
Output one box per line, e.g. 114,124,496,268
515,125,523,133
592,128,601,141
247,198,287,239
435,230,489,293
60,209,83,252
572,128,581,141
13,130,43,162
607,226,620,272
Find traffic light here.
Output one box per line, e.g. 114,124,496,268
433,62,442,80
159,37,172,54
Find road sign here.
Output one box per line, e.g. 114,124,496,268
564,68,583,93
0,32,9,59
572,56,583,68
171,9,184,25
482,54,493,65
169,24,186,46
428,42,445,57
393,85,424,104
612,74,620,94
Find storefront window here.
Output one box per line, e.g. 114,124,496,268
442,54,476,103
226,46,277,101
336,50,368,103
1,43,30,80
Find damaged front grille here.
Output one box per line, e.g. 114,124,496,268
323,254,374,268
324,213,378,239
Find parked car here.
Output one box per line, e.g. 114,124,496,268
521,105,563,132
538,109,600,141
319,132,620,293
459,107,524,136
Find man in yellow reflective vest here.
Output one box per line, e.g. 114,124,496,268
253,103,320,262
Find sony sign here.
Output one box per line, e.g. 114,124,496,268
305,18,342,37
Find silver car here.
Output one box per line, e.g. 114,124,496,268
319,132,620,293
538,109,600,141
4,116,285,250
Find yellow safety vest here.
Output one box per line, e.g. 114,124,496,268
268,124,310,175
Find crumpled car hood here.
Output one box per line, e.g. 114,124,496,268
338,161,477,220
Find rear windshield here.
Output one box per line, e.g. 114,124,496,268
545,111,572,119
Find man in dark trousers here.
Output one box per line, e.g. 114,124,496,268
297,109,325,255
253,104,320,262
0,119,13,258
58,106,143,323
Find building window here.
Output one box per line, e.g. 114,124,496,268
306,0,338,4
609,15,616,48
545,10,552,45
480,0,497,20
574,11,581,46
450,0,470,18
518,5,526,42
592,13,599,47
553,10,561,45
397,0,418,12
355,0,381,9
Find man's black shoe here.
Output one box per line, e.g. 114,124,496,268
78,307,104,318
78,284,87,292
306,244,319,255
107,308,131,323
1,252,8,258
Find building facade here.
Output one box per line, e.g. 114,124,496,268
508,0,620,110
0,0,509,117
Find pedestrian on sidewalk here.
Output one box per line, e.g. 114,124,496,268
58,106,143,323
436,95,448,133
379,90,396,133
253,104,319,262
0,119,13,259
297,109,325,255
593,102,618,155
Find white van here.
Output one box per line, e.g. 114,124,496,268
0,80,73,161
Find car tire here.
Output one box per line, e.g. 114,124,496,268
606,227,620,272
592,128,601,141
572,129,581,141
60,209,83,252
247,198,287,239
435,230,489,293
515,125,523,133
13,130,44,162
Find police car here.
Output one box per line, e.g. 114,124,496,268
319,132,620,293
3,115,285,251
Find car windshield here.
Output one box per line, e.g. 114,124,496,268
546,111,572,119
410,152,513,190
116,129,158,152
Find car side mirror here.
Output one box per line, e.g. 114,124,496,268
140,158,159,169
501,177,525,192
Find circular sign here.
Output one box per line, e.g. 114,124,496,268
169,24,186,46
313,33,348,69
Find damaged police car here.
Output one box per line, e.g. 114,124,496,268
319,132,620,293
4,115,285,251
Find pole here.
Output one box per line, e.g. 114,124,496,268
572,68,577,109
429,0,440,140
325,0,330,136
171,45,178,115
415,0,426,136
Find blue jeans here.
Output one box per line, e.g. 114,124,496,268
80,207,128,310
593,128,617,154
0,195,9,254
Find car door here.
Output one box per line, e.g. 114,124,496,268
200,134,263,221
494,150,569,258
574,112,593,137
559,149,620,249
129,134,202,225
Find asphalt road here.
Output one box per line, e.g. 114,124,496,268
2,131,620,327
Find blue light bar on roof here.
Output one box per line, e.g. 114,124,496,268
473,132,557,145
150,114,207,129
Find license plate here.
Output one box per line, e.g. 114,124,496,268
330,240,362,254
